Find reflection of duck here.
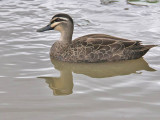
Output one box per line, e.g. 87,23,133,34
39,58,155,96
37,13,156,63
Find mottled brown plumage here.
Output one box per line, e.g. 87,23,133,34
37,13,156,63
50,34,156,62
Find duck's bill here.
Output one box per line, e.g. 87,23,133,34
37,24,53,32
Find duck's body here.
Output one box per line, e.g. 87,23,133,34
50,34,155,62
37,13,156,63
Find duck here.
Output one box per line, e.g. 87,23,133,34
37,13,156,63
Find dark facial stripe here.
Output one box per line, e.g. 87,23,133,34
51,18,67,24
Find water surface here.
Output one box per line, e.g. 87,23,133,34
0,0,160,120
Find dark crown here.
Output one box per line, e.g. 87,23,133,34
52,13,74,24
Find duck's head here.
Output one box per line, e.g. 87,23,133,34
37,13,74,33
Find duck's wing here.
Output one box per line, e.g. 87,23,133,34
73,33,142,50
72,34,142,49
73,34,141,42
69,34,155,62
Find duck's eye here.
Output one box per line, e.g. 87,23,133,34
55,18,61,22
51,18,60,24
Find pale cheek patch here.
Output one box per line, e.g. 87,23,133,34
51,22,60,28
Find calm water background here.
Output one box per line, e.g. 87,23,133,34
0,0,160,120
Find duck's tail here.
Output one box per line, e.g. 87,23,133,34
140,45,157,56
144,45,158,49
133,45,157,59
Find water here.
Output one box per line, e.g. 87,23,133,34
0,0,160,120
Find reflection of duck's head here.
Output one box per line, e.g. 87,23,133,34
38,73,73,96
51,57,155,78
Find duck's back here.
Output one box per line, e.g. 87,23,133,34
50,34,155,63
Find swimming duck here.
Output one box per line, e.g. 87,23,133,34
37,13,156,63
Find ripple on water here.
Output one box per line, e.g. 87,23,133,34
0,0,160,119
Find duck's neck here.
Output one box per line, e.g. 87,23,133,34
59,28,73,44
